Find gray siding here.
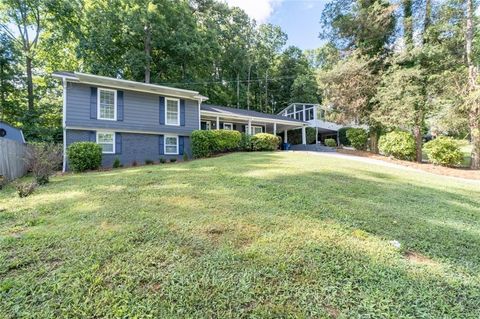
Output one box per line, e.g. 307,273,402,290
66,82,199,135
66,129,190,169
0,122,24,143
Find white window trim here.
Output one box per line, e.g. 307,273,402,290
223,122,233,130
165,97,180,126
97,88,117,121
251,125,263,135
96,131,116,154
164,135,179,155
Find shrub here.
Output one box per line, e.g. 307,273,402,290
67,142,102,172
338,127,351,146
346,128,368,150
0,175,6,190
424,137,463,166
25,142,62,185
170,158,177,163
251,133,280,151
145,159,154,165
159,157,166,164
191,130,241,158
15,182,37,198
379,131,416,161
132,160,138,167
324,138,337,147
113,157,121,168
183,153,188,161
239,133,252,151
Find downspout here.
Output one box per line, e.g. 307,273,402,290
62,77,67,172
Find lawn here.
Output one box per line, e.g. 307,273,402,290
1,152,480,318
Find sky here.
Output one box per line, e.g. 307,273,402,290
224,0,327,50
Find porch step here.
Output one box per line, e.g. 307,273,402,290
289,144,336,152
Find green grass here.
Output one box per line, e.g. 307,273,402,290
1,152,480,318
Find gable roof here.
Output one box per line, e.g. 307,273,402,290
201,104,306,124
52,71,208,101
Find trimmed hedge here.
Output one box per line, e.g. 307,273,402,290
191,130,242,158
424,136,463,166
67,142,102,172
239,133,253,151
379,131,416,161
324,138,337,147
251,133,281,151
346,128,368,150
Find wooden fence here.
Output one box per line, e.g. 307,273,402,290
0,138,28,181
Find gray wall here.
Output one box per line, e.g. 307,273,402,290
0,138,28,180
66,82,199,135
66,130,191,169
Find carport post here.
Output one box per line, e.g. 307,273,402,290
315,127,318,144
273,122,277,135
216,116,220,130
337,131,340,146
284,129,288,143
248,119,252,135
301,126,307,145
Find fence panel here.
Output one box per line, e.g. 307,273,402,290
0,138,28,181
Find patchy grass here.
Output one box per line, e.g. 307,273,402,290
1,152,480,318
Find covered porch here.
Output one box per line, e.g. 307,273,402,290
200,104,308,145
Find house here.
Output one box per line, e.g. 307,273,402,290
278,103,343,145
0,121,26,143
53,72,307,171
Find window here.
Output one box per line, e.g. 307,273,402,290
97,132,115,154
251,126,263,135
98,89,116,120
166,98,180,125
165,135,178,154
306,108,314,121
223,123,233,130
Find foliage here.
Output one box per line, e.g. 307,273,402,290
0,175,6,190
424,137,463,166
191,130,242,158
159,157,166,164
66,142,102,172
145,159,154,165
1,152,479,317
132,160,138,167
324,138,337,147
15,181,37,198
251,133,280,151
169,158,177,163
113,157,121,168
25,142,62,185
346,128,368,150
338,127,351,146
379,131,416,160
239,133,252,151
183,153,188,161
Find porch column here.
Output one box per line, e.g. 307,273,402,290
248,119,252,135
273,122,277,136
216,116,220,130
315,127,319,144
301,126,307,145
337,131,340,146
284,130,288,143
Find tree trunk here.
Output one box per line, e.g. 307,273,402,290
247,64,252,110
403,0,413,49
144,24,151,83
236,72,240,108
26,55,34,113
369,130,379,154
413,124,423,163
0,62,4,121
466,0,480,169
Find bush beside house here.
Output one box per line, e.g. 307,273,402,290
251,133,281,151
25,142,63,185
424,137,463,166
324,138,337,147
379,131,416,161
67,142,102,172
346,128,368,150
338,127,351,146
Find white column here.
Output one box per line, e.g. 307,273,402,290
302,126,307,145
284,130,288,143
273,122,277,135
315,127,319,144
216,116,220,130
248,119,252,135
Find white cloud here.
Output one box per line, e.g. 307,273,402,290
224,0,283,23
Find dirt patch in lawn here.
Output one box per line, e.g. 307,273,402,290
337,149,480,180
404,251,439,267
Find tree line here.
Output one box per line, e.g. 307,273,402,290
0,0,319,142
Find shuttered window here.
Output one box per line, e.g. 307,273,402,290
165,135,178,154
98,89,116,120
97,132,115,154
166,98,180,125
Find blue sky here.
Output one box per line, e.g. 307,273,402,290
225,0,328,50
